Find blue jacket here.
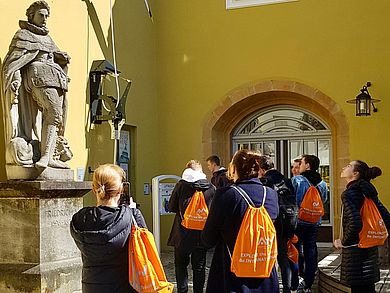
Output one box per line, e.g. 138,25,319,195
292,170,328,225
201,178,279,293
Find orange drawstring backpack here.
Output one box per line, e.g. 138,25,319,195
228,185,278,278
129,215,174,293
298,179,324,223
181,191,209,230
287,234,299,264
358,196,388,248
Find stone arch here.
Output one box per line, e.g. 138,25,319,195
202,80,349,238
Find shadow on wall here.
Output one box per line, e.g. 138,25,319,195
81,0,143,206
81,0,115,206
82,0,157,227
0,58,6,180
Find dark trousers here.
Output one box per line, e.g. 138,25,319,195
174,246,207,293
351,284,376,293
294,224,319,289
277,234,299,292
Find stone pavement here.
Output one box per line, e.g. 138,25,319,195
161,247,334,293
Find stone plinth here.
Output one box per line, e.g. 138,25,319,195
6,166,74,181
0,180,91,293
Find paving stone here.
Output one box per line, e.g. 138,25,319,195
161,247,333,292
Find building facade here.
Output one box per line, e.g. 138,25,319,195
1,0,389,249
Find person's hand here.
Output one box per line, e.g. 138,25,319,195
333,239,343,249
129,197,137,208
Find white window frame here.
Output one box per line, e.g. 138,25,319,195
226,0,297,10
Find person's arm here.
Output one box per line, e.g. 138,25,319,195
291,176,303,207
264,187,279,221
319,182,328,204
132,208,147,228
373,196,390,231
204,185,216,208
201,191,226,248
168,182,182,213
342,195,363,246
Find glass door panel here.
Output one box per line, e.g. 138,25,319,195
263,141,276,162
303,140,316,155
290,140,303,160
318,139,330,223
250,143,263,154
318,140,330,166
238,143,249,150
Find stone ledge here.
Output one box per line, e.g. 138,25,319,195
6,165,75,181
0,180,91,198
23,257,82,274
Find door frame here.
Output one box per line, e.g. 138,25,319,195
202,80,349,241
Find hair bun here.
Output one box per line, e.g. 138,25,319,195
368,166,382,180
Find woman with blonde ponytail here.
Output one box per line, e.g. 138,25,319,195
71,164,146,293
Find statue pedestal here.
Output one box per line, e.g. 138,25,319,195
0,181,91,293
6,165,74,181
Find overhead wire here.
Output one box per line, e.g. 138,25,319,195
109,0,120,108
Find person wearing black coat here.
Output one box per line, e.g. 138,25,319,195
206,155,230,188
201,150,279,293
334,160,390,293
70,164,147,293
258,155,298,293
167,160,215,293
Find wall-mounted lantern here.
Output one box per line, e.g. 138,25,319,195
347,82,381,116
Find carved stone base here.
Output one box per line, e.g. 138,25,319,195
6,165,74,180
0,181,91,293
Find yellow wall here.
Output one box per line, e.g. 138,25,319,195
152,0,390,246
154,0,390,194
2,0,390,249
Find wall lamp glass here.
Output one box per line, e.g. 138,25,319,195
347,82,381,116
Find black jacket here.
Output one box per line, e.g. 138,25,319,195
70,205,146,293
201,178,279,293
261,169,296,238
211,167,230,188
167,179,215,249
340,179,390,286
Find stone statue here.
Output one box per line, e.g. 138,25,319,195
1,0,72,170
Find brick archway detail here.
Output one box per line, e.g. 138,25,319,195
202,79,349,238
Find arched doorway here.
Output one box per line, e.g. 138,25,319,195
232,106,332,228
202,80,350,242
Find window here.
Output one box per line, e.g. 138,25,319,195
232,106,332,225
226,0,297,10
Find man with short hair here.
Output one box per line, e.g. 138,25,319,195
291,157,302,177
206,155,229,188
292,155,328,293
259,155,299,293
